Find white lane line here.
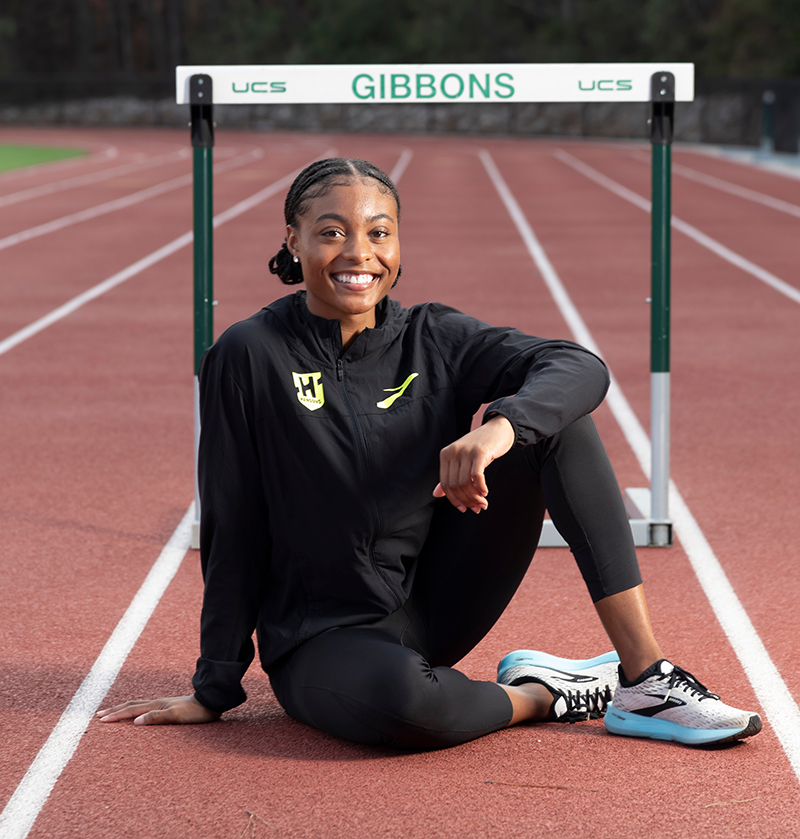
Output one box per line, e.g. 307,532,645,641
480,148,800,784
0,233,189,356
553,148,800,307
0,148,337,358
0,148,263,253
628,150,800,219
0,144,119,183
0,505,194,839
0,148,191,209
209,146,334,229
390,148,413,184
682,143,800,183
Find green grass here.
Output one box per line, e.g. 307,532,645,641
0,144,87,173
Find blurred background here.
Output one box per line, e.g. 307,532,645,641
1,0,799,149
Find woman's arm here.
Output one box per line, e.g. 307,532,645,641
191,343,270,714
98,338,269,725
428,305,609,447
426,305,610,513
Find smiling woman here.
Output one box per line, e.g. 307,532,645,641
97,157,762,751
0,144,86,172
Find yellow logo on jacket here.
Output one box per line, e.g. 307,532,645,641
292,371,325,411
377,373,419,409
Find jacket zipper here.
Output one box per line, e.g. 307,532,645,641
336,356,399,608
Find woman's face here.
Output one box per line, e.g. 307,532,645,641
285,179,400,325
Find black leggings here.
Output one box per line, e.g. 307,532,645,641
268,415,642,750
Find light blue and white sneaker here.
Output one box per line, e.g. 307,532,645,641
604,659,762,745
497,650,620,723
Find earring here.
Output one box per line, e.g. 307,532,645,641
293,255,299,263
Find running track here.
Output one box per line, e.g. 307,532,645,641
1,126,799,838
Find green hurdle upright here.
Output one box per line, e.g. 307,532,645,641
190,73,214,550
649,72,675,548
179,63,694,550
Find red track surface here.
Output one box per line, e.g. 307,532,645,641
1,126,799,838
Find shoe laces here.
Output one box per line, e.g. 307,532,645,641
560,683,613,722
662,664,720,704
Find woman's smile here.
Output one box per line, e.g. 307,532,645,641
332,271,379,286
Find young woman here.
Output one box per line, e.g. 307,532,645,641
98,158,761,748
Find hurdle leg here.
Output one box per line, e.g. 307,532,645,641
189,73,214,550
648,71,675,547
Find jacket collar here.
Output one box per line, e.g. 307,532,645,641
274,291,408,363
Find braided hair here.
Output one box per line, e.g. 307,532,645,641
268,158,401,285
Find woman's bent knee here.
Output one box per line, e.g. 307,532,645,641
270,630,510,749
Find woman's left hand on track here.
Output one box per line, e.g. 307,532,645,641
96,694,222,725
433,415,515,513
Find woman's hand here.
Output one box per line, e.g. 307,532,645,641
433,415,515,513
96,694,222,726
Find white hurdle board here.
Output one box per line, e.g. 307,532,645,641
176,63,694,105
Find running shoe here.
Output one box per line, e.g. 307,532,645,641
604,659,763,745
497,650,620,723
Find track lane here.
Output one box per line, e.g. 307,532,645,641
2,130,799,838
626,150,800,218
27,135,798,838
0,143,335,346
0,133,238,239
676,145,800,199
0,128,208,191
554,145,800,303
0,147,262,255
0,136,118,184
0,148,194,209
0,508,194,839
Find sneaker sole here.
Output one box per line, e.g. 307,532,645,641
497,650,620,684
604,702,763,745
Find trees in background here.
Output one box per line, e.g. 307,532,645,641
0,0,797,79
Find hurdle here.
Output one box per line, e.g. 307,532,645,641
175,63,694,550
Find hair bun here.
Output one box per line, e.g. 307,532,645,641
268,242,304,285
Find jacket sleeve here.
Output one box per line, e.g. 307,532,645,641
427,305,610,447
191,342,271,713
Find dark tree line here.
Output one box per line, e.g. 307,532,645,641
1,0,798,79
0,0,185,74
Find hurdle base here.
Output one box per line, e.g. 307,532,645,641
538,487,672,548
191,521,201,550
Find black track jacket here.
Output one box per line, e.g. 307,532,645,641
192,291,609,712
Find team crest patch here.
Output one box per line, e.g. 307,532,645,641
292,371,325,411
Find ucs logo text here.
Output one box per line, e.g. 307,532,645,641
578,80,633,91
232,81,286,94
